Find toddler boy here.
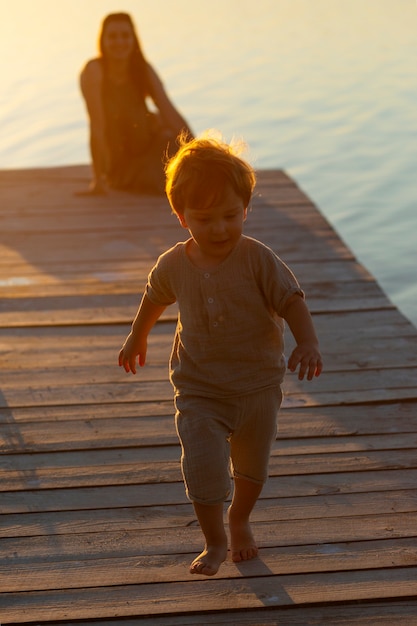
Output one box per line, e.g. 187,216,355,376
119,133,322,576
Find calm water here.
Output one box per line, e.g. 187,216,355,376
1,0,416,327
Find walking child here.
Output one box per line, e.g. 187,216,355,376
118,133,322,576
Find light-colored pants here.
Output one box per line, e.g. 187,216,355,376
174,386,282,505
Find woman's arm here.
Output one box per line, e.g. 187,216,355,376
281,294,323,381
79,60,110,194
146,64,193,139
118,293,167,375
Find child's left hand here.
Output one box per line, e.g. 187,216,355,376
287,343,323,381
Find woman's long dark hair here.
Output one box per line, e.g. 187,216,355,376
98,13,149,97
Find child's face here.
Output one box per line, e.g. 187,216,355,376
178,185,247,267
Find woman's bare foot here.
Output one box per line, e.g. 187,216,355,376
228,506,258,563
190,541,228,576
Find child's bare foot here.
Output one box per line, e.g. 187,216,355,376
190,542,228,576
228,507,258,563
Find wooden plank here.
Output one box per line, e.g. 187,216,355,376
2,312,416,374
6,409,416,451
2,426,417,467
3,537,417,593
4,470,417,514
3,427,417,465
0,280,394,327
0,258,373,283
3,406,417,454
31,602,417,626
1,230,351,271
1,367,416,409
0,309,413,350
1,359,416,393
3,490,417,538
2,341,416,386
1,196,324,233
1,398,416,432
2,512,417,564
4,447,417,491
2,567,417,623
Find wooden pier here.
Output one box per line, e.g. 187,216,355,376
1,165,417,625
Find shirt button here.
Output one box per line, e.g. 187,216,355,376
213,322,218,327
208,297,214,304
204,273,210,279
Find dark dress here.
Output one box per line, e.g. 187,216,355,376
102,72,173,195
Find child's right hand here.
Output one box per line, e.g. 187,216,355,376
287,342,322,381
118,333,147,375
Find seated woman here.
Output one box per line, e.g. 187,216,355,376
80,12,193,195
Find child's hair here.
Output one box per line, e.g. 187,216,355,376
165,131,256,216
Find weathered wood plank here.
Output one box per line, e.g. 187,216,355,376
2,350,417,394
1,198,326,234
2,567,417,623
2,512,417,564
0,237,352,282
4,470,417,514
2,311,416,374
33,602,417,626
4,447,417,491
1,359,416,393
1,367,416,409
0,258,374,283
3,538,417,593
1,396,416,434
3,428,417,465
0,309,413,347
3,490,417,538
0,280,394,327
3,406,417,455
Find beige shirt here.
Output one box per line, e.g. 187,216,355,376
146,235,304,397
